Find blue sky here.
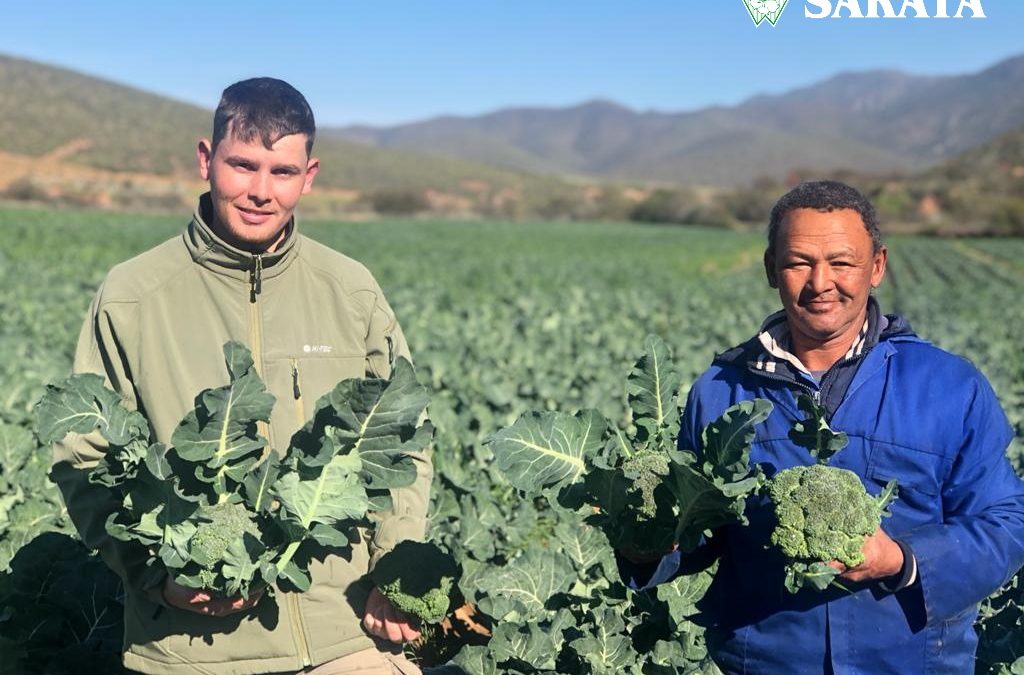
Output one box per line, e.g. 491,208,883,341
2,1,1021,126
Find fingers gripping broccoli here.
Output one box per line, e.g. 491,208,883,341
370,541,461,625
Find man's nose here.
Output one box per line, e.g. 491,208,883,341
248,171,272,205
808,263,834,292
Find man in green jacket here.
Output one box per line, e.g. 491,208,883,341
51,78,431,675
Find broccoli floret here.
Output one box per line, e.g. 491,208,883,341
379,576,455,625
767,464,897,592
189,501,262,570
370,541,460,625
621,448,671,518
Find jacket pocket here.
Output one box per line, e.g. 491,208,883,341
866,443,948,531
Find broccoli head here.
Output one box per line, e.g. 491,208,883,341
767,464,897,592
370,541,460,624
189,501,262,570
621,448,671,518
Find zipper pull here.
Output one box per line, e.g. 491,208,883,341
291,361,301,400
249,254,263,303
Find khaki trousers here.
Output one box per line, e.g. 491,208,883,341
293,648,422,675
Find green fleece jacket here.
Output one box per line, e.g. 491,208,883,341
50,194,433,675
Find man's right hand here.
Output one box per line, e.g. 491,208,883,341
161,577,262,616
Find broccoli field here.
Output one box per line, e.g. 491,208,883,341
0,205,1022,673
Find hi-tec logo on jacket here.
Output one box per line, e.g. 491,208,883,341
743,0,790,25
743,0,985,24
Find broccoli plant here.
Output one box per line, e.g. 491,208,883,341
371,540,461,625
767,394,898,593
36,342,432,600
487,334,772,558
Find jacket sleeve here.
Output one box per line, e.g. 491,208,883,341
364,284,433,569
49,290,167,603
898,374,1024,626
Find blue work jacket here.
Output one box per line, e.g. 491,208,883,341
661,316,1024,674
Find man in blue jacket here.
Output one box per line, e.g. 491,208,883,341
625,181,1024,674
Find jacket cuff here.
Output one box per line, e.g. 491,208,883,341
878,539,918,592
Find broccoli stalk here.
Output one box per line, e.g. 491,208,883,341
767,395,899,593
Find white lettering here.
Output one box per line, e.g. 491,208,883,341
898,0,929,17
956,0,986,18
868,0,898,17
804,0,984,18
805,0,832,18
833,0,865,17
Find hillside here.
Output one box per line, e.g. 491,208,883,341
0,54,572,199
331,55,1024,186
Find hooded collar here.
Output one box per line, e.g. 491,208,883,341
714,297,916,417
716,297,916,382
184,192,301,282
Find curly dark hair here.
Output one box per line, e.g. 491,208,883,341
766,181,882,258
212,78,316,156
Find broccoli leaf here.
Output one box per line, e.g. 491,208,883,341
35,373,149,448
788,394,848,463
627,334,682,447
171,342,275,493
487,409,606,493
474,546,576,622
295,358,429,491
699,398,773,481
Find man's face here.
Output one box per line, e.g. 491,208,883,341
765,208,887,350
197,129,319,252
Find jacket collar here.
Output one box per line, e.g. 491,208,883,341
715,297,916,381
184,192,301,282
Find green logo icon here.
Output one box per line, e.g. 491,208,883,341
742,0,790,26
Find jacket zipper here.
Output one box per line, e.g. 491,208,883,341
248,254,313,669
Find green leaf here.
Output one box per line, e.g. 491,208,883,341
788,394,848,463
489,621,562,671
446,645,500,675
272,453,369,537
277,560,312,592
171,342,275,476
627,335,682,445
243,454,282,514
34,373,149,447
665,456,763,552
699,399,773,481
786,561,840,594
487,409,607,493
569,607,637,674
474,547,576,622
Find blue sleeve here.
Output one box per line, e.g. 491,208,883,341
899,376,1024,625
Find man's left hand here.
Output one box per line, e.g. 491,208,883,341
363,587,421,643
829,527,904,583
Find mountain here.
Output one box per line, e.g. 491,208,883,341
0,54,566,196
329,55,1024,185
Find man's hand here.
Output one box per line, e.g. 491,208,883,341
363,587,421,643
161,577,262,616
829,527,904,583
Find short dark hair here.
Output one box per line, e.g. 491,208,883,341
212,78,316,156
766,181,882,257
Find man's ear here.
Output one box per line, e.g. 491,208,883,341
197,139,214,181
764,250,778,289
301,157,320,195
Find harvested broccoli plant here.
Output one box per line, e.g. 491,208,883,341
767,395,898,593
36,342,432,601
488,334,773,558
